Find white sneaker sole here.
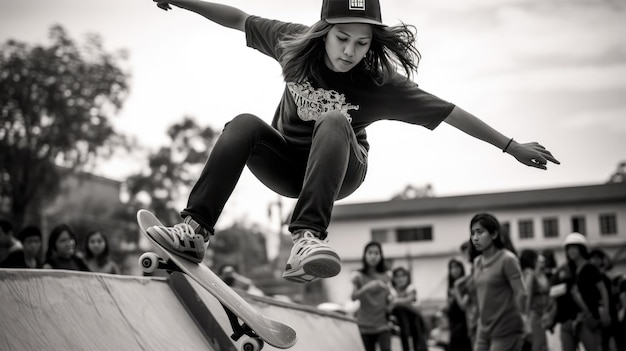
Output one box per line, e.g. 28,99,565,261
283,252,341,283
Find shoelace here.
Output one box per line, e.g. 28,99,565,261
169,223,197,240
297,231,329,246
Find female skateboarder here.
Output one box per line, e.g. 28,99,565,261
146,0,560,283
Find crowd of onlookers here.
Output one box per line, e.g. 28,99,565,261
3,214,626,351
0,220,119,274
347,213,626,351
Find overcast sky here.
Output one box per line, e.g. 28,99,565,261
2,0,625,232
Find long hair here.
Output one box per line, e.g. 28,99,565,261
519,249,539,271
447,258,466,293
84,230,110,266
565,243,589,277
469,213,505,255
278,20,421,85
359,241,387,274
46,223,76,259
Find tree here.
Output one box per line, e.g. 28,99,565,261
124,116,218,224
0,25,130,228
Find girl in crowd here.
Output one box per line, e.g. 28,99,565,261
83,230,120,274
469,213,527,351
0,225,43,268
589,249,618,351
351,241,392,351
561,233,610,351
390,266,428,351
448,258,473,351
145,0,559,283
43,224,90,271
455,241,480,349
519,249,550,351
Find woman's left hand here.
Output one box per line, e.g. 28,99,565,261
506,140,560,170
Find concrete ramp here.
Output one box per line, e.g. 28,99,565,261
170,273,364,351
0,269,364,351
0,269,216,351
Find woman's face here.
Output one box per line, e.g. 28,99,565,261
471,222,495,252
87,233,106,256
450,262,463,279
365,245,382,267
536,254,546,270
566,245,581,261
23,236,42,257
393,270,409,287
55,231,75,258
323,23,372,73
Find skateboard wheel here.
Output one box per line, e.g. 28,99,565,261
241,337,263,351
139,252,160,274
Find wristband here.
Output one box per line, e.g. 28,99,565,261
503,138,514,153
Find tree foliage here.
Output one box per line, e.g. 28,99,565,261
124,116,218,224
0,25,130,227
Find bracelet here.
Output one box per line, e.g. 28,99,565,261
502,138,514,153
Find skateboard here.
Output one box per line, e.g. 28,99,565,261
136,209,297,351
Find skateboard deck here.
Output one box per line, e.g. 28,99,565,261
137,209,297,350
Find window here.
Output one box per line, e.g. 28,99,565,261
518,219,534,239
543,217,559,238
371,229,389,243
571,216,586,235
395,226,433,242
599,213,617,235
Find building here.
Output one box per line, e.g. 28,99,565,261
322,182,626,309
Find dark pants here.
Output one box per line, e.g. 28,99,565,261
393,307,428,351
361,331,391,351
560,319,602,351
181,113,367,236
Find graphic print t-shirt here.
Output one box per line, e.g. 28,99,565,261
244,16,456,152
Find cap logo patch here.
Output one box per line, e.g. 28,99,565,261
349,0,365,11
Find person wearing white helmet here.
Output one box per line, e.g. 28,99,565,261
561,232,611,351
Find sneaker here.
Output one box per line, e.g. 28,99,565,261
147,216,209,263
282,230,341,283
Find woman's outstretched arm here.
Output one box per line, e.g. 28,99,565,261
154,0,249,31
444,106,560,170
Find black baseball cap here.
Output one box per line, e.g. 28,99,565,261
321,0,386,26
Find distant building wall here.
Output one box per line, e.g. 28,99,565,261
324,183,626,307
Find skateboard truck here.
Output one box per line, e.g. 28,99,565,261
140,252,266,351
223,304,265,350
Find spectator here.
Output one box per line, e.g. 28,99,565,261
560,233,610,351
0,225,43,268
390,266,428,351
589,249,617,351
217,264,264,296
615,277,626,350
83,230,120,274
543,261,578,347
519,249,550,351
0,219,21,264
447,258,473,351
351,241,393,351
469,213,527,351
43,224,90,272
457,241,480,348
541,249,558,281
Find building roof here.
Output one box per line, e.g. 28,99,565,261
331,182,626,221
